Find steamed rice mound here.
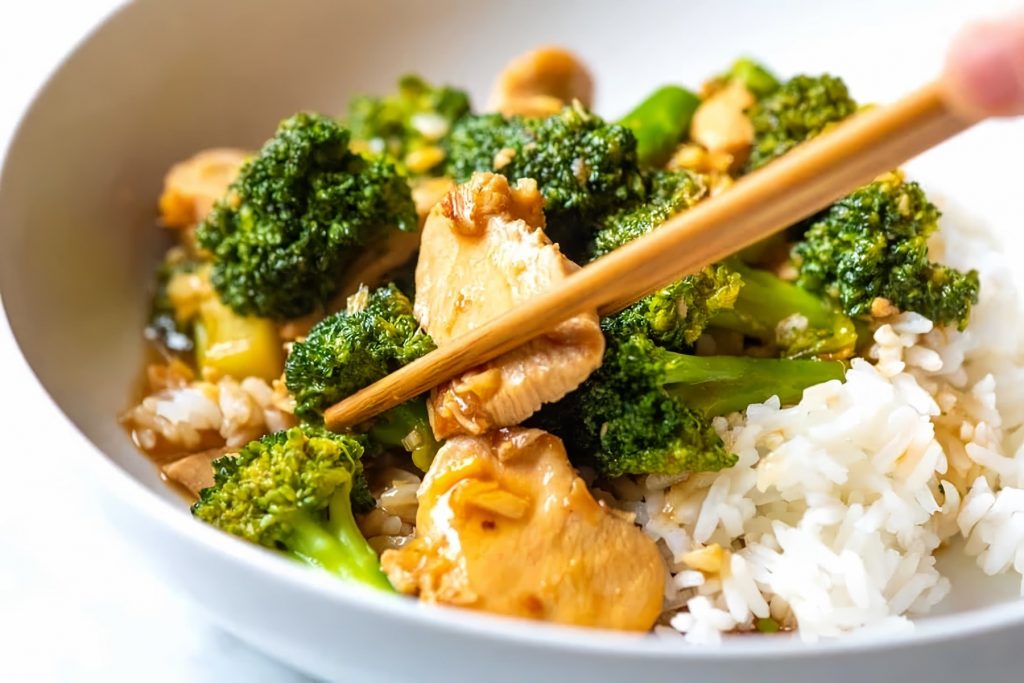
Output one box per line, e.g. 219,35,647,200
631,213,1024,642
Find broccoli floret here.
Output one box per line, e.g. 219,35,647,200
285,283,434,420
746,74,858,171
603,265,743,350
196,113,416,319
284,283,440,467
192,425,392,591
145,248,198,354
539,334,844,478
793,173,979,329
348,75,471,175
623,338,845,418
588,164,855,359
350,471,377,515
444,102,646,250
710,260,859,359
589,169,707,258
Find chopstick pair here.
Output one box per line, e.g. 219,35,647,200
325,80,977,431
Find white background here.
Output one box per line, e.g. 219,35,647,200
0,2,310,681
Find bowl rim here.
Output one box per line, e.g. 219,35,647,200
38,387,1024,658
1,0,1023,661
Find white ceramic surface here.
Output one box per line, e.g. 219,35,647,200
2,0,1023,680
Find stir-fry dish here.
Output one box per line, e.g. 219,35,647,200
123,48,1024,642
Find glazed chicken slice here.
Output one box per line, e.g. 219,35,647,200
381,428,665,630
414,172,605,439
158,148,249,228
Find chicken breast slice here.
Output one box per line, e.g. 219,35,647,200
380,428,665,631
158,148,249,228
415,172,605,439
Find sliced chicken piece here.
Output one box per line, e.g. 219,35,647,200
689,82,756,168
411,176,457,219
415,172,604,438
381,428,665,630
159,148,249,228
489,46,593,116
161,447,232,497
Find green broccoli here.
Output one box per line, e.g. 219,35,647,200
285,283,435,421
367,399,440,472
618,85,701,166
716,58,780,99
589,181,856,359
589,169,707,258
603,265,743,351
793,173,979,329
746,74,858,171
284,283,440,468
444,102,646,251
348,75,471,175
710,260,859,359
196,113,417,319
192,425,392,591
538,333,844,478
145,247,198,354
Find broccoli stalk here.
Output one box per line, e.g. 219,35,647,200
710,260,859,359
197,113,416,320
717,58,781,99
618,85,700,166
287,479,383,584
656,351,845,416
367,399,440,471
538,334,845,478
192,426,392,591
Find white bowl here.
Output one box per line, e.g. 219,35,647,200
2,0,1023,680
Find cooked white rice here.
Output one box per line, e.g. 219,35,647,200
632,211,1024,643
359,466,422,555
124,374,296,453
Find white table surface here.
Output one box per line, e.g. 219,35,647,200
0,2,311,681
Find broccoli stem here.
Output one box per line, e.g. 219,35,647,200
368,399,440,471
722,58,780,99
660,352,845,416
327,488,394,592
711,260,858,359
287,497,392,592
618,86,700,166
288,513,359,573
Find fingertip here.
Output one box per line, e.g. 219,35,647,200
943,16,1024,118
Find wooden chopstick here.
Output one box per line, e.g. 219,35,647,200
324,81,975,430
